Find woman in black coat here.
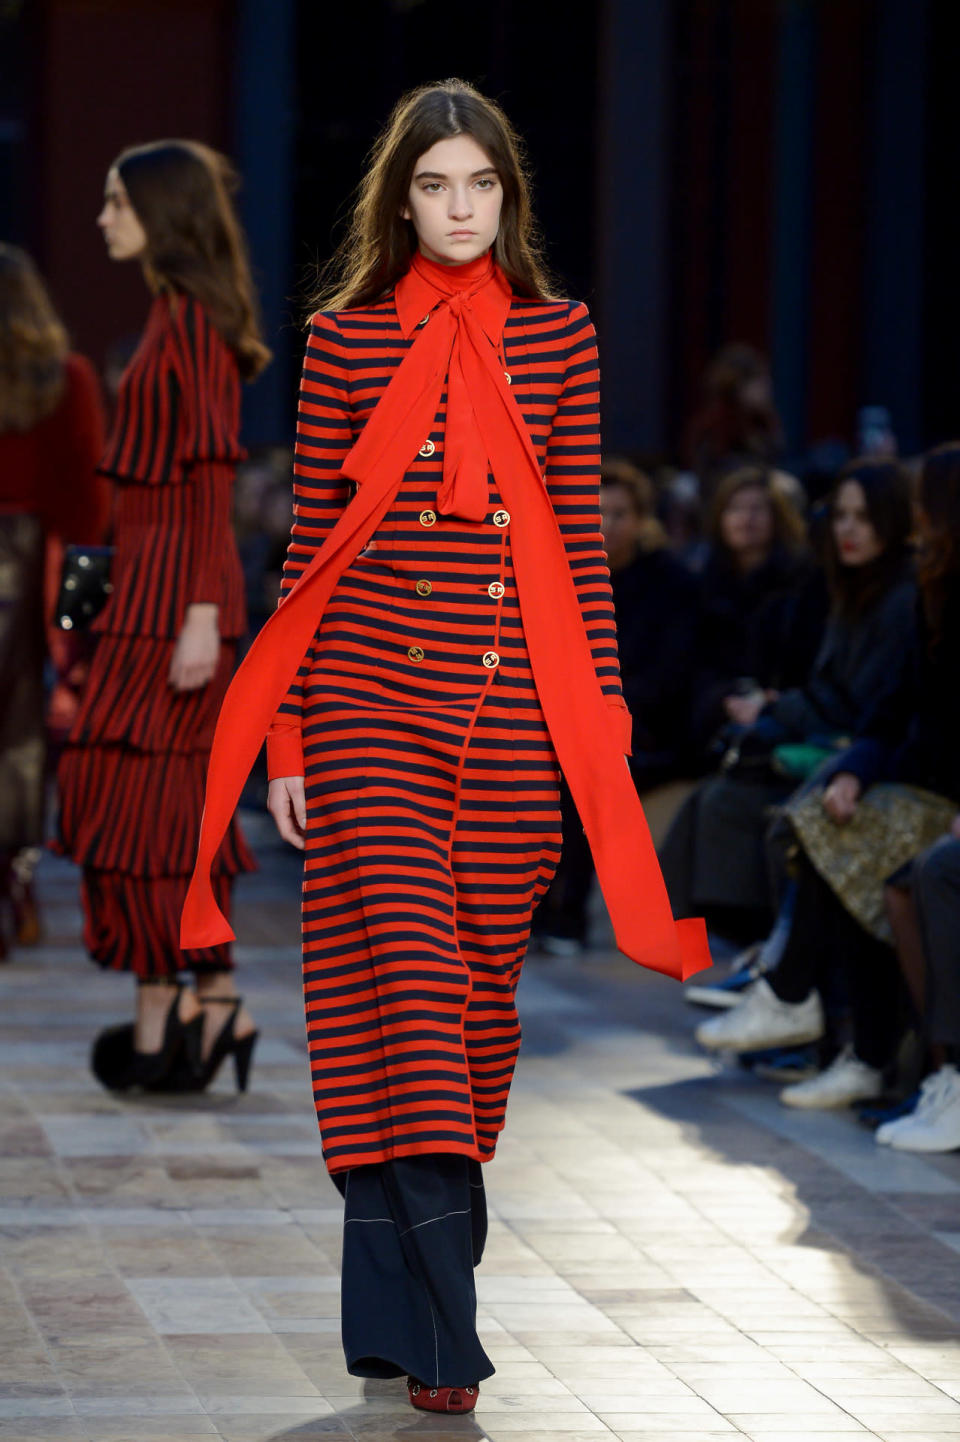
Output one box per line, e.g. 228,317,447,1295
660,459,916,945
698,444,960,1119
689,466,826,756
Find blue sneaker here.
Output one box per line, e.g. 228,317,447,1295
685,944,765,1009
744,1043,821,1084
856,1090,920,1131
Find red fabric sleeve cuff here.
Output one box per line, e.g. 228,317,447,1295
266,724,304,780
607,698,632,756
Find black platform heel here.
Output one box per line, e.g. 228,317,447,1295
92,983,202,1092
180,997,259,1094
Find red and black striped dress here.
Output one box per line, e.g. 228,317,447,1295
57,292,253,976
268,290,622,1171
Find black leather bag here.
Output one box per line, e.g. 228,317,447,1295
55,544,115,631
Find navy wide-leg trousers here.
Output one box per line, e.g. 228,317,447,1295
334,1154,494,1388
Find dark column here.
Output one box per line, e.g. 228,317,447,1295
862,0,927,454
594,0,674,453
806,0,871,446
234,0,296,446
770,0,815,461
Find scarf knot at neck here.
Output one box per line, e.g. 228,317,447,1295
362,248,513,523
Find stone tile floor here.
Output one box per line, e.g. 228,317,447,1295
2,813,960,1441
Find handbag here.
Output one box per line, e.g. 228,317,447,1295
55,544,115,631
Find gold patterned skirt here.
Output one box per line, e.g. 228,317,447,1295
785,783,958,943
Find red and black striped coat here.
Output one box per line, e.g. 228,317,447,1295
266,291,624,1172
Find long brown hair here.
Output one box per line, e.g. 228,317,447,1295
0,245,68,433
917,442,960,649
823,458,913,620
708,465,808,558
115,140,271,380
312,78,559,313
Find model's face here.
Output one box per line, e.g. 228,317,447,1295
719,484,775,556
98,168,148,262
402,133,503,266
600,485,644,571
833,479,884,567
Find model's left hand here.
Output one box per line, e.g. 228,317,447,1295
169,603,220,691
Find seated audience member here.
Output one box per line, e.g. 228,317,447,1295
661,459,916,947
690,466,825,754
698,444,960,1123
534,458,701,951
684,342,784,506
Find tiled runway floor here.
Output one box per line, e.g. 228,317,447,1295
2,814,960,1442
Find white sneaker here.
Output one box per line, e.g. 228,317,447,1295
780,1046,883,1109
876,1065,960,1152
695,977,824,1052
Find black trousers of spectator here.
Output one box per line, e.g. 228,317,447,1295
913,837,960,1050
333,1154,494,1388
770,854,906,1070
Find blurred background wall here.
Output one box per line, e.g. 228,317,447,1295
0,0,952,463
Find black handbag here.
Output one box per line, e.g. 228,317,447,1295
55,544,115,631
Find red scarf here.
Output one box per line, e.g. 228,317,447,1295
181,250,708,981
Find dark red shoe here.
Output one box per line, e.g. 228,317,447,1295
407,1378,479,1413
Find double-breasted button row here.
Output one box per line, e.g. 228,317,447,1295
493,509,510,528
406,645,499,669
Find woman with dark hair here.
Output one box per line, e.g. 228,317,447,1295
0,245,107,955
662,459,916,945
180,79,706,1411
699,444,960,1117
691,465,824,751
56,141,270,1088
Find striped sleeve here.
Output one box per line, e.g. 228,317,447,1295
168,296,244,464
169,299,243,608
267,312,353,778
99,312,179,486
544,302,629,747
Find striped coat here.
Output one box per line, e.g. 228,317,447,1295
268,292,621,1171
57,292,252,978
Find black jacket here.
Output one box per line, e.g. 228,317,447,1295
829,579,960,804
611,547,701,783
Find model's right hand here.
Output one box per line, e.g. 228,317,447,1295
267,776,307,850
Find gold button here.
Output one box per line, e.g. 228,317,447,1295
418,439,436,458
493,509,510,527
482,651,500,669
504,372,512,385
487,581,505,599
407,645,424,663
419,509,437,527
418,313,430,327
415,579,433,597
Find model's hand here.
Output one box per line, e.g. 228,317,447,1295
268,776,307,850
169,604,220,691
823,772,861,825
